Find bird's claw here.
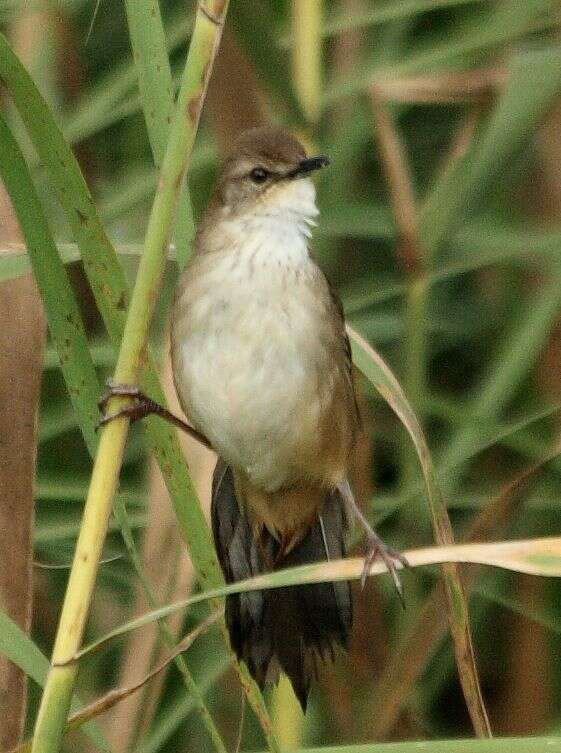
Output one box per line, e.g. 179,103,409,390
96,379,145,431
361,535,408,608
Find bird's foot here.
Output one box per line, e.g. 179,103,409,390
97,378,212,448
361,531,408,607
97,379,155,429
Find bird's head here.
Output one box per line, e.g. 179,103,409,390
212,127,329,222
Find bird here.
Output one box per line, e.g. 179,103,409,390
99,126,406,710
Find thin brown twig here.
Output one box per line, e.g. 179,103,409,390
442,102,486,172
369,83,421,277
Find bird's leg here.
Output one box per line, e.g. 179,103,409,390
337,480,408,605
97,378,212,449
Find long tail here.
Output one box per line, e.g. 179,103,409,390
211,459,352,710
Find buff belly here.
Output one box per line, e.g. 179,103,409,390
173,274,340,493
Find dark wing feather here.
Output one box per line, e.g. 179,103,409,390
211,459,352,711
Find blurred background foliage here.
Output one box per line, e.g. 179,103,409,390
2,0,561,751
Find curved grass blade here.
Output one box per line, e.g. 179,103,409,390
0,25,221,599
124,0,195,268
347,325,491,736
75,536,561,661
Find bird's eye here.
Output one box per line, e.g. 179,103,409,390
249,167,269,184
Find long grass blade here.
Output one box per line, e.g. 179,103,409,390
348,325,491,736
76,535,561,661
124,0,195,268
280,738,561,752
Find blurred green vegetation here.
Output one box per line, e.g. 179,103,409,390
2,0,561,751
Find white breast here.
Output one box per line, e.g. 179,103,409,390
172,178,335,491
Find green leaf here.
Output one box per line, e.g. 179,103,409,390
124,0,195,268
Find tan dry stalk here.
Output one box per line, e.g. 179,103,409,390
0,9,50,747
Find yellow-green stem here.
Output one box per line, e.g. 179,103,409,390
30,4,229,752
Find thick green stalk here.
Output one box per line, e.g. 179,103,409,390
30,4,230,752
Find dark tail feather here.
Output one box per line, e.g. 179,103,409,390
211,459,352,710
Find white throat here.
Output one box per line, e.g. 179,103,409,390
221,176,319,269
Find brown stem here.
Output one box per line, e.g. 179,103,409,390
369,83,421,278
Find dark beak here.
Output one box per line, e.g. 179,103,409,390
287,155,330,178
